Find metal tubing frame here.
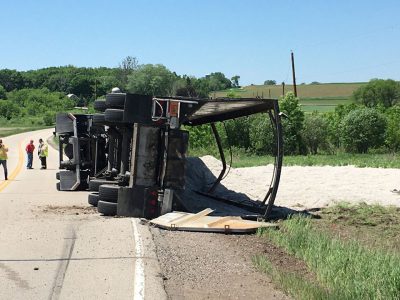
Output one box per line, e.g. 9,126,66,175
263,101,283,219
207,123,226,194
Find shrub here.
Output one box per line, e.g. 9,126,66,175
325,103,360,149
0,100,21,120
340,108,386,153
185,124,214,149
280,92,305,155
353,79,400,108
301,113,329,154
224,117,251,150
249,114,275,155
385,105,400,152
43,112,55,126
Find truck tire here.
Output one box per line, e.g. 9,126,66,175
56,172,60,180
88,193,100,206
99,184,119,203
106,93,125,108
97,200,117,216
93,113,106,124
88,178,117,192
105,109,124,122
56,182,60,191
94,99,106,112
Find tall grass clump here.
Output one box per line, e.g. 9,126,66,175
264,216,400,299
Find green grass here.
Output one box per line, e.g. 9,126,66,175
0,126,51,137
253,255,334,299
300,97,356,113
257,215,400,299
189,149,400,168
214,83,363,112
215,82,366,99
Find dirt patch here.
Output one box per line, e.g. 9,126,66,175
38,205,97,215
257,236,316,283
313,204,400,253
151,227,289,300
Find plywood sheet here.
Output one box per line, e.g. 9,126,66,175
150,209,278,233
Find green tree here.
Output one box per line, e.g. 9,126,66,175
0,85,6,99
224,117,251,149
0,69,25,91
280,92,305,154
249,114,275,154
341,107,386,153
385,106,400,152
117,56,139,88
231,75,240,87
301,113,329,154
67,75,94,100
0,100,20,120
325,103,359,148
353,79,400,108
6,88,74,117
127,64,177,96
264,80,276,85
43,111,55,126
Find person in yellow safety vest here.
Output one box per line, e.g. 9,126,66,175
38,138,48,170
0,138,9,180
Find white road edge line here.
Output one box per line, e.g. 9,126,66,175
132,218,145,300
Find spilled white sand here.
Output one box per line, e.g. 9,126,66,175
200,155,400,209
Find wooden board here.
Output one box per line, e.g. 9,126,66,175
150,209,278,233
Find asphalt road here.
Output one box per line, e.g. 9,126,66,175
0,129,166,300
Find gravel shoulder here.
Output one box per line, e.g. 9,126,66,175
151,227,288,300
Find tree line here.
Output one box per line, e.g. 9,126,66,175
187,79,400,155
0,56,238,126
1,57,400,155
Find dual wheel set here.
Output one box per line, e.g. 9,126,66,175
87,179,119,216
87,93,133,216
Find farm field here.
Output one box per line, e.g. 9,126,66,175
214,82,365,112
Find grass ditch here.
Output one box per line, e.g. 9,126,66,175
255,204,400,299
0,126,51,138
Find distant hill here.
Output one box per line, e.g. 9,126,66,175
214,82,367,113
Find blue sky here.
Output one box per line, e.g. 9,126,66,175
0,0,399,85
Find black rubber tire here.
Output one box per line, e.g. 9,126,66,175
105,109,124,122
97,200,117,216
99,184,119,203
106,93,126,108
94,99,106,112
88,178,117,192
56,172,60,180
93,113,106,124
56,182,60,191
88,193,100,207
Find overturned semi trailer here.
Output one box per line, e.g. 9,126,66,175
55,93,283,220
92,93,283,220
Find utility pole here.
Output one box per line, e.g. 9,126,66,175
282,82,285,96
291,50,297,97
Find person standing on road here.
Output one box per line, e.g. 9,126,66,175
0,139,8,180
38,138,48,170
25,140,35,169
